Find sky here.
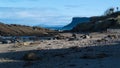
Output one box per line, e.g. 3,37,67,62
0,0,119,26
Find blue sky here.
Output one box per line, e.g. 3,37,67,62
0,0,119,26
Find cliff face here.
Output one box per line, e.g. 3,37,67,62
72,11,120,32
62,17,90,30
0,23,53,36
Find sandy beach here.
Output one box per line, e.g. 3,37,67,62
0,32,120,68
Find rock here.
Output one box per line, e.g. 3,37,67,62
72,33,77,38
81,35,90,39
96,38,108,43
107,34,118,39
23,42,31,46
55,35,65,40
2,40,11,44
69,46,79,49
23,52,40,61
68,37,78,41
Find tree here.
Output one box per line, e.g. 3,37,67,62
116,7,119,11
104,8,114,15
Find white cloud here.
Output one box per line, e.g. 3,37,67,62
0,0,39,2
0,7,72,26
16,11,36,18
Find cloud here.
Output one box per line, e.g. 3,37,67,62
0,7,71,26
0,7,59,18
65,5,81,8
0,0,39,2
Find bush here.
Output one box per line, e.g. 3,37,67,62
104,8,114,15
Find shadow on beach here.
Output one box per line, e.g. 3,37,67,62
0,43,120,68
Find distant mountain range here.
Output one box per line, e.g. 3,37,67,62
36,24,64,30
62,17,90,30
37,17,90,30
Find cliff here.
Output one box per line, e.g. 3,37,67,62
62,17,90,30
72,11,120,32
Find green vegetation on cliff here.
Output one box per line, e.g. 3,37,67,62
72,11,120,32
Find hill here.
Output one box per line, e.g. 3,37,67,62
0,23,54,36
71,11,120,32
